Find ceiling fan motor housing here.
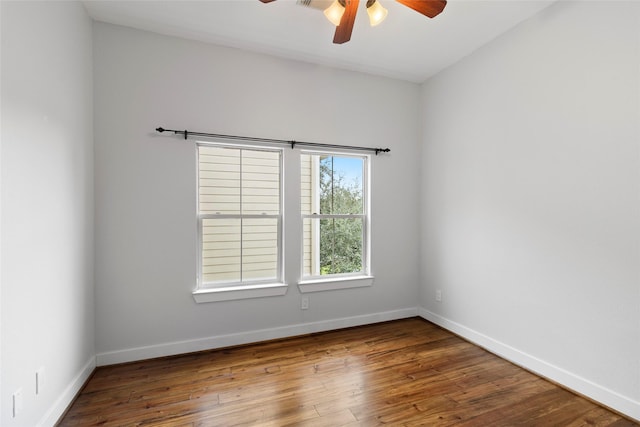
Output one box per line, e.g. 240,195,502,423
296,0,334,11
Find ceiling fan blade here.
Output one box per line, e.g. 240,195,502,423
333,0,359,44
395,0,446,18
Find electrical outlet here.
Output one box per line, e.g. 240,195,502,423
13,388,23,418
301,297,309,310
436,289,442,302
36,367,45,395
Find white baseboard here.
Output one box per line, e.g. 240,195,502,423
38,355,96,427
418,307,640,423
96,308,418,366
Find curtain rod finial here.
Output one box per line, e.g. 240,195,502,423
156,127,165,133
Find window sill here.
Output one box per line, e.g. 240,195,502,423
297,275,374,293
192,283,288,303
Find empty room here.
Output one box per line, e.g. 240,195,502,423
1,0,639,425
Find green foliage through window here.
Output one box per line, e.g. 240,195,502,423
319,156,363,274
302,154,366,276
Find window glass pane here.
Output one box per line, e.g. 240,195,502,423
303,217,363,276
199,147,281,215
302,217,317,275
242,150,280,215
199,146,240,214
242,218,279,281
201,218,279,284
300,154,314,215
319,156,363,215
198,145,282,288
201,218,241,283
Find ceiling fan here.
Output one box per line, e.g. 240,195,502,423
259,0,447,44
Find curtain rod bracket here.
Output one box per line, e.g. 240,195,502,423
290,140,296,149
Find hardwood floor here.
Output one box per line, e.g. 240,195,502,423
58,318,637,426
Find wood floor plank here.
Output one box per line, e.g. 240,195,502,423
57,318,638,427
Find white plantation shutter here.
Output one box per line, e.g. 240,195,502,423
198,145,281,286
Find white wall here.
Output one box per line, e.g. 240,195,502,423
420,0,640,419
93,23,422,363
1,2,95,426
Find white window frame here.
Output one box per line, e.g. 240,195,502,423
298,150,374,293
193,142,287,303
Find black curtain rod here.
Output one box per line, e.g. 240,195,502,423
155,127,391,155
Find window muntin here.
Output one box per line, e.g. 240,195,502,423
198,145,282,288
301,152,369,278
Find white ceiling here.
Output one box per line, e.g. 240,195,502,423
83,0,556,83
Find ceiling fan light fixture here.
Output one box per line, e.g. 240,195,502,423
366,0,387,26
324,0,346,26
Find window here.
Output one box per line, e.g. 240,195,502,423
300,152,372,291
194,144,285,302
